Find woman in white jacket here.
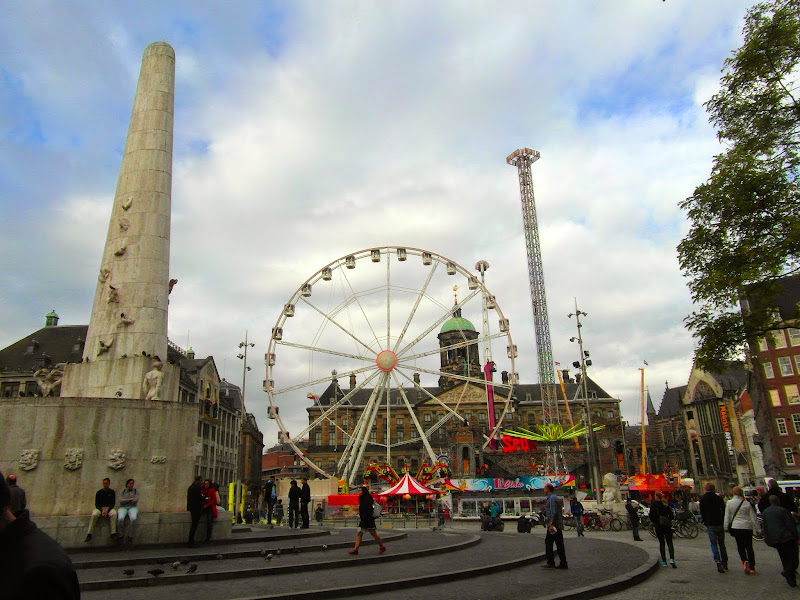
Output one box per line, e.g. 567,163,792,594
724,486,759,574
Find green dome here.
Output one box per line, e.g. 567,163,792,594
440,316,476,333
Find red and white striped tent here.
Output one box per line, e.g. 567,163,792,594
380,473,438,496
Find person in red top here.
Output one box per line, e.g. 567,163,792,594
202,479,219,542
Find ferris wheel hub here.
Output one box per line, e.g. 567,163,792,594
375,350,398,372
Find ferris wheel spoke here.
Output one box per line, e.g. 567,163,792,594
299,297,375,354
400,332,508,364
290,370,382,442
273,361,378,396
346,376,387,484
394,369,467,425
339,265,381,350
276,340,374,364
386,252,391,348
339,373,386,481
392,261,438,353
396,289,481,358
390,371,438,464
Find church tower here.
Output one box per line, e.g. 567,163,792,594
437,290,482,390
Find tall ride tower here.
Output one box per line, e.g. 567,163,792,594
506,148,564,476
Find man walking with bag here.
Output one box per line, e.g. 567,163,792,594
699,482,728,573
541,483,567,570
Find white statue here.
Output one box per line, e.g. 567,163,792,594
143,360,164,400
602,473,624,504
33,368,63,397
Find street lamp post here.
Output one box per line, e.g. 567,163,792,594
235,331,255,522
568,300,602,500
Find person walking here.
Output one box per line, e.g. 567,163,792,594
724,486,759,574
649,492,676,568
541,483,568,569
287,480,301,528
274,499,284,526
758,477,798,514
625,498,643,541
201,479,219,542
186,476,203,547
761,494,800,587
699,482,728,573
263,476,277,524
300,477,311,529
570,496,585,537
348,486,386,555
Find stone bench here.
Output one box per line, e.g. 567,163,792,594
33,509,233,549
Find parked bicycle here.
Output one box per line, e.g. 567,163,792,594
584,508,623,531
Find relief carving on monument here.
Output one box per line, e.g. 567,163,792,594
98,267,111,283
108,449,126,470
121,196,133,211
97,338,114,355
119,313,135,326
64,448,84,471
19,449,40,471
142,360,164,400
119,218,130,231
108,285,119,303
150,455,167,464
114,244,127,256
33,367,64,396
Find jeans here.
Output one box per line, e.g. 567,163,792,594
288,504,299,528
775,539,800,577
545,529,567,566
730,528,755,568
188,509,201,544
88,508,117,535
631,521,639,539
656,525,674,561
300,502,310,528
706,525,728,566
574,515,584,536
117,506,138,539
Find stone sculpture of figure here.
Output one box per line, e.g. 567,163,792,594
97,339,113,355
142,361,164,400
168,278,178,294
114,245,126,256
119,313,135,326
602,473,624,504
98,267,111,283
108,286,119,303
33,368,64,397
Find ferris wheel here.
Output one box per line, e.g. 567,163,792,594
264,247,517,483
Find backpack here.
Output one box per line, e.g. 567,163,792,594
372,502,382,518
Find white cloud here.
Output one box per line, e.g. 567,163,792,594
0,0,758,444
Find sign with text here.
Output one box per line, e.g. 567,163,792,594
501,434,538,453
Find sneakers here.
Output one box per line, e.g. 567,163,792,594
541,563,556,569
743,561,750,574
378,545,386,554
717,562,725,573
555,564,568,570
348,549,358,555
660,561,667,567
84,534,92,542
670,559,677,569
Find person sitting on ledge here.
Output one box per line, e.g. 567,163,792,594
117,478,139,546
85,478,118,542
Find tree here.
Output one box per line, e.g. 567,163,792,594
678,0,800,370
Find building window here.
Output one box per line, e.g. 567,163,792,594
779,357,794,377
527,413,536,425
764,362,775,378
789,328,800,346
607,410,614,419
774,330,788,349
783,447,796,466
795,355,800,374
777,418,788,435
479,412,486,422
396,430,404,442
787,385,800,405
770,390,782,407
424,413,431,423
396,417,404,427
369,430,377,443
758,338,769,352
792,414,800,434
314,432,322,446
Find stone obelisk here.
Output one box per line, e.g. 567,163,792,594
62,41,177,399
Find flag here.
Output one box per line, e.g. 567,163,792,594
554,361,560,366
643,360,648,366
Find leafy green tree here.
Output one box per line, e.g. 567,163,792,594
678,0,800,370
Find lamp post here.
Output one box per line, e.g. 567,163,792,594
568,300,601,500
235,331,255,522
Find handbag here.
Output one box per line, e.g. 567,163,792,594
372,502,382,518
727,498,744,533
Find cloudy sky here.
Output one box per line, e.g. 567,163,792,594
0,1,757,445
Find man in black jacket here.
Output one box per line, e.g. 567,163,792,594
0,470,80,600
758,478,798,515
699,482,728,573
263,476,277,524
186,476,204,547
762,495,800,587
300,477,311,528
85,478,117,542
287,480,302,528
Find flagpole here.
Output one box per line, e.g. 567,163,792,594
639,365,646,475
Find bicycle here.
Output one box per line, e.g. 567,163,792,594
585,509,623,531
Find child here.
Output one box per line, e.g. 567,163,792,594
314,503,324,525
274,499,284,525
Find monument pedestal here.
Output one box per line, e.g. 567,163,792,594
61,356,177,401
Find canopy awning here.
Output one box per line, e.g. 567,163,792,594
627,473,676,492
380,473,438,496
